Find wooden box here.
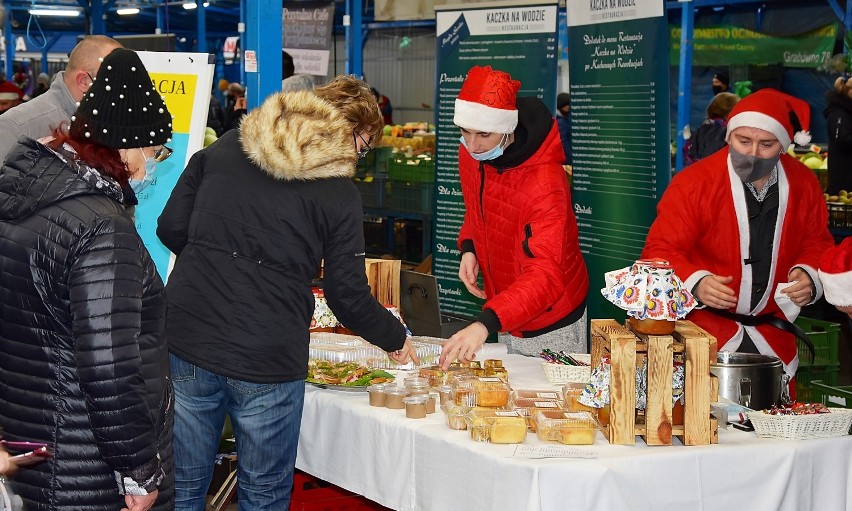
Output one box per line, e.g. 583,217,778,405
365,258,401,308
590,319,719,446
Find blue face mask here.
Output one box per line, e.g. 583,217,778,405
460,133,508,161
130,149,156,195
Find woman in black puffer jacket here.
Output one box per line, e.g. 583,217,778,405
0,48,173,511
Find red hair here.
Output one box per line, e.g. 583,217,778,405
49,124,131,186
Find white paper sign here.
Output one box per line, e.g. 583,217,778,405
510,445,597,459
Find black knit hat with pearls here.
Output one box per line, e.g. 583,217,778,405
70,47,172,148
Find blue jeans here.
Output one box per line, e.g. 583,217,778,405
169,354,304,511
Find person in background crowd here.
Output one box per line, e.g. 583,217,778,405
157,74,418,510
206,91,226,137
371,87,393,125
818,237,852,319
282,50,314,92
30,72,50,99
0,79,24,115
824,76,852,194
11,62,31,98
0,35,122,163
556,92,572,166
222,81,246,131
642,89,834,398
684,92,740,165
0,47,174,511
712,71,730,95
438,65,589,369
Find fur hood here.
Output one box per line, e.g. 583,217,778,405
239,90,359,181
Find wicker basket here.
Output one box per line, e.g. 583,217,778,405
747,409,852,440
541,354,592,385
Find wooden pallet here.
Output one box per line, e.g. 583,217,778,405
590,319,719,446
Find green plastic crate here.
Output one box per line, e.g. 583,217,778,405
811,380,852,409
794,316,840,367
353,176,386,209
795,364,840,403
387,156,435,183
389,180,433,214
355,149,378,179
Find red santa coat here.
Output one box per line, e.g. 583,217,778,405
642,150,833,376
457,121,588,335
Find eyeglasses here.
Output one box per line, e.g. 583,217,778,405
354,132,372,160
85,72,96,86
154,146,173,163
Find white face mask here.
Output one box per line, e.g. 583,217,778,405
129,148,156,194
460,133,508,161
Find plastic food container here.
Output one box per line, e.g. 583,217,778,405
512,389,563,401
427,392,437,414
535,410,598,445
403,395,429,419
437,384,454,408
368,383,388,407
473,378,511,407
445,404,470,430
403,376,429,387
562,383,597,414
464,412,527,443
384,387,407,410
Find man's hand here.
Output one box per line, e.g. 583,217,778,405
439,322,488,370
458,252,486,299
122,490,158,511
781,267,814,307
695,275,738,309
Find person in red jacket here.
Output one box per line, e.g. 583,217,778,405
642,89,834,395
439,66,589,368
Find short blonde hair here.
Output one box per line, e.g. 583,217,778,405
313,75,383,146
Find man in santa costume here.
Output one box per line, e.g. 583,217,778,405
643,89,834,393
439,65,588,369
819,237,852,319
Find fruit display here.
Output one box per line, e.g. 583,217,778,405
204,126,218,147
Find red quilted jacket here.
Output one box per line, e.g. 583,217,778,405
458,97,589,336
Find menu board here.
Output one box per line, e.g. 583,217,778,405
567,0,670,320
434,0,559,320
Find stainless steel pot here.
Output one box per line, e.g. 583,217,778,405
710,352,787,410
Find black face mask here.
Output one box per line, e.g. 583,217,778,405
712,85,725,95
729,146,780,183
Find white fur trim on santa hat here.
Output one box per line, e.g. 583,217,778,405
454,97,518,134
793,130,812,146
726,111,790,149
818,268,852,307
0,92,20,100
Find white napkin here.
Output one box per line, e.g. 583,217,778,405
773,281,801,323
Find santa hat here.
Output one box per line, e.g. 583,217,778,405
725,88,811,148
818,237,852,307
454,66,521,134
0,80,24,101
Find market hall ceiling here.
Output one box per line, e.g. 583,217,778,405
3,1,251,38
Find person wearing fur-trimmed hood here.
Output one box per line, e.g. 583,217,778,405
156,75,418,510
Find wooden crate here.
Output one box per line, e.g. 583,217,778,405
590,319,719,446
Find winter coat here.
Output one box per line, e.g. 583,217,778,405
684,118,728,165
457,97,589,337
824,89,852,194
157,89,406,384
642,150,834,377
0,138,173,511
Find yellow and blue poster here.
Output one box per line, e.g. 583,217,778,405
135,51,215,280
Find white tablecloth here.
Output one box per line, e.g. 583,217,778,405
296,343,852,511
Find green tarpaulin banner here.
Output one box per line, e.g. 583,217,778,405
670,23,837,68
568,0,671,323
